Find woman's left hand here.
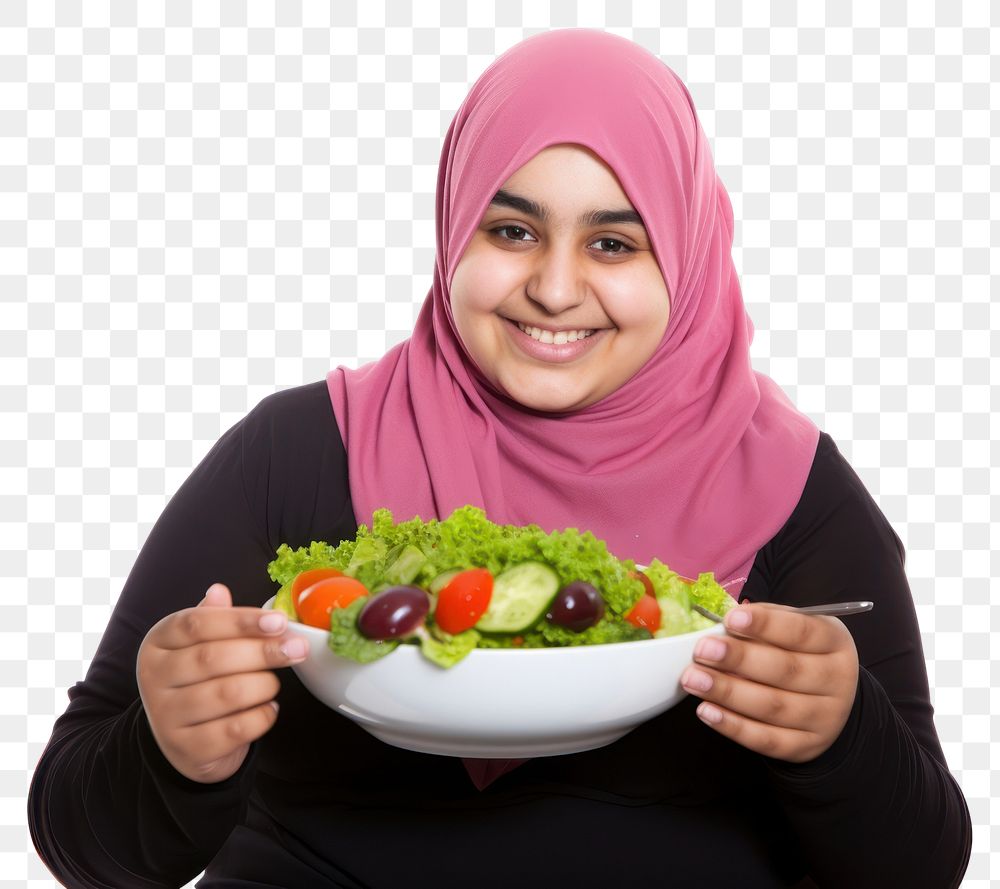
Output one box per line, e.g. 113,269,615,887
680,601,860,764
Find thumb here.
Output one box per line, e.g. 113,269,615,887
198,583,232,608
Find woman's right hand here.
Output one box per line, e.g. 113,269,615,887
136,582,309,784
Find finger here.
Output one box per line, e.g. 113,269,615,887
163,634,309,687
693,699,825,763
160,671,282,727
723,602,843,654
691,635,844,696
681,663,831,732
197,583,232,608
172,699,281,765
154,604,291,651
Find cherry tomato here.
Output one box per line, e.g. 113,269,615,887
435,568,493,634
296,576,368,629
630,570,656,598
291,567,345,611
625,593,662,633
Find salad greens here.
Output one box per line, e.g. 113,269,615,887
266,505,734,668
327,596,398,664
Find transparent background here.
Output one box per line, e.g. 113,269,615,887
3,1,995,886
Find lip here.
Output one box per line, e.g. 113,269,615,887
503,317,607,364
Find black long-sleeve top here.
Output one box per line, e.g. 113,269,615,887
28,380,972,889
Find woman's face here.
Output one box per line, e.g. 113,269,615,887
449,144,670,413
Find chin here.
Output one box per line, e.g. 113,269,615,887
488,364,601,412
503,385,594,414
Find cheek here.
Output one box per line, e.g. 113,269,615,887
448,256,507,370
601,272,671,336
450,252,517,316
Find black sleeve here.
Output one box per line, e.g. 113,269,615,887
27,381,351,889
741,433,972,889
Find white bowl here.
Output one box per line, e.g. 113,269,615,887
264,594,725,758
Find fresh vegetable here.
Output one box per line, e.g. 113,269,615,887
642,561,725,637
266,506,735,668
475,562,560,633
435,568,493,634
428,569,463,596
382,544,428,586
291,568,345,611
536,617,652,647
688,572,734,617
419,625,481,668
272,580,297,618
624,593,662,633
297,576,369,629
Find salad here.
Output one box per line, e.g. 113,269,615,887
266,506,734,669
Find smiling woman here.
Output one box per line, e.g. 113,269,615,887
27,26,970,889
449,144,671,413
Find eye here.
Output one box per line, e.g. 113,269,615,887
491,225,537,244
590,237,634,256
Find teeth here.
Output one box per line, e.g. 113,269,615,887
516,321,595,343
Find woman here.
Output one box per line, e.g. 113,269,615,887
28,29,971,888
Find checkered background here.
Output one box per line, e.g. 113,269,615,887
3,2,995,886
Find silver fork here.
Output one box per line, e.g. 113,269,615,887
692,601,874,623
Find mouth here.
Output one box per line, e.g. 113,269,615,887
512,320,597,345
502,317,608,364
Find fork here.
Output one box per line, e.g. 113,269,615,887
692,601,874,623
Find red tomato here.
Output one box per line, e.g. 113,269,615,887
291,568,345,611
297,576,368,629
435,568,493,634
630,570,656,598
625,594,662,633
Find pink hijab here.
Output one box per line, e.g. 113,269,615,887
327,29,819,789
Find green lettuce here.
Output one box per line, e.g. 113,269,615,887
643,560,733,637
419,626,480,668
535,617,652,647
344,536,389,589
688,571,735,618
267,540,344,586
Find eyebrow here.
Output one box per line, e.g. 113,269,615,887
489,189,646,229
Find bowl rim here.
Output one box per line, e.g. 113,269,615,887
260,594,725,657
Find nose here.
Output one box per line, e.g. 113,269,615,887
524,243,587,315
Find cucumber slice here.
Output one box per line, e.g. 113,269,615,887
475,561,560,633
428,569,462,595
383,544,428,585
